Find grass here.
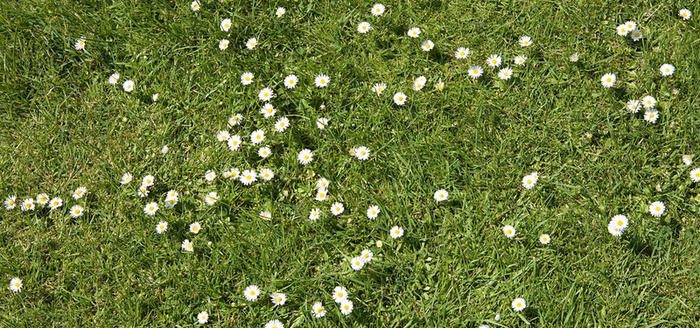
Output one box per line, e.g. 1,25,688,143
1,0,700,326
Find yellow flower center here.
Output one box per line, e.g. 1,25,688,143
245,77,250,81
169,199,174,204
304,155,309,160
543,237,548,241
524,41,528,45
194,226,199,232
395,230,399,234
460,52,465,56
26,204,31,208
77,190,83,194
187,244,192,249
338,292,343,297
317,308,323,313
473,70,478,74
371,211,376,214
320,79,325,83
53,201,57,205
376,8,380,12
617,220,623,226
621,28,626,32
319,193,325,198
355,261,360,265
492,60,497,64
666,68,669,72
398,97,403,101
256,135,261,139
695,173,699,177
149,207,154,211
377,87,382,92
289,79,294,84
263,93,269,97
267,109,272,113
276,297,281,302
650,114,655,118
606,78,611,82
655,207,660,211
517,303,522,307
527,180,532,184
246,175,251,180
250,291,255,295
344,305,349,310
506,229,512,234
504,72,509,76
159,225,164,229
15,283,19,287
362,26,366,30
225,23,229,27
417,84,421,88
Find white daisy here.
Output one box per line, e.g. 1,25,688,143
205,170,216,181
284,75,298,89
142,175,154,187
258,88,274,101
503,225,516,238
70,205,84,218
421,40,434,51
340,299,354,315
358,22,371,33
265,320,283,328
137,185,149,197
569,53,579,62
4,195,16,210
376,240,383,247
625,21,637,30
498,68,513,80
539,234,551,244
251,129,265,144
333,286,348,303
413,76,426,91
642,96,656,108
108,73,120,85
434,190,448,202
518,36,532,47
205,192,219,205
455,47,470,59
315,188,329,201
227,135,242,151
189,222,201,234
197,311,208,324
48,197,62,210
679,9,692,20
487,54,502,67
9,278,22,293
435,82,445,91
601,73,616,88
258,147,271,158
522,174,536,189
228,113,243,126
361,249,374,262
73,186,87,199
123,80,134,92
691,168,700,182
393,92,407,105
309,208,321,221
260,211,272,221
152,93,159,102
317,178,329,189
143,202,158,216
276,7,285,17
331,202,344,216
514,55,527,65
182,239,194,252
371,4,385,16
120,172,133,185
350,256,364,270
390,226,404,239
631,30,642,41
216,130,230,142
627,99,640,113
260,168,274,181
241,72,254,85
644,110,658,123
220,18,232,32
244,285,260,301
660,64,675,77
367,205,380,219
315,74,330,88
616,24,629,36
407,27,421,38
156,221,168,234
228,168,240,180
317,117,329,129
246,37,257,49
74,38,86,50
21,198,34,211
355,146,370,160
36,193,49,205
240,170,257,185
298,149,313,165
649,201,665,217
468,66,483,79
611,215,629,230
275,117,289,132
190,0,200,11
219,39,229,50
511,298,526,312
270,292,287,306
683,155,693,165
165,196,178,208
372,83,386,95
608,221,623,236
312,302,326,318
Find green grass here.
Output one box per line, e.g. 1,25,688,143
2,0,700,326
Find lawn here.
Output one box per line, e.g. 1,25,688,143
1,0,700,326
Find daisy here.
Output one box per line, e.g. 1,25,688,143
351,256,364,270
121,172,133,184
240,170,257,185
72,186,87,199
251,129,265,144
9,278,22,293
312,302,326,318
367,205,380,219
244,285,260,301
644,110,659,123
315,188,329,201
627,99,640,113
625,21,637,30
393,92,407,105
372,83,386,95
138,185,149,197
216,130,230,142
205,192,219,205
205,170,216,181
271,292,287,306
498,68,513,80
312,178,327,190
514,55,527,65
227,135,242,151
690,168,700,183
190,222,201,234
360,250,374,263
156,221,168,234
511,298,526,312
74,38,86,50
349,148,357,157
413,76,426,91
143,202,158,216
241,72,254,85
153,93,159,102
679,9,692,20
376,240,383,247
284,75,298,89
421,40,434,51
356,146,370,160
315,74,330,88
371,4,385,16
569,53,579,62
258,88,274,101
190,0,200,11
276,7,285,17
265,320,283,328
4,195,16,210
48,197,62,210
331,202,344,216
468,66,483,79
601,73,616,88
642,96,656,108
522,174,536,189
585,132,592,139
433,190,448,202
407,27,421,38
616,24,629,36
228,113,243,127
358,22,371,33
142,175,154,187
435,82,445,91
660,64,675,77
333,286,348,303
164,195,177,208
109,73,120,85
246,37,257,49
455,47,469,59
228,168,240,180
309,208,321,221
219,39,229,50
683,155,693,165
487,55,502,67
182,239,194,252
70,205,84,218
538,234,551,244
390,226,404,239
197,311,208,324
518,36,532,47
649,201,665,217
317,117,329,129
611,215,629,230
258,147,272,158
608,221,623,236
123,80,134,92
21,198,34,211
503,225,516,238
260,168,274,181
298,149,313,165
631,30,642,41
340,299,354,315
275,117,289,132
36,193,49,205
220,18,232,32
